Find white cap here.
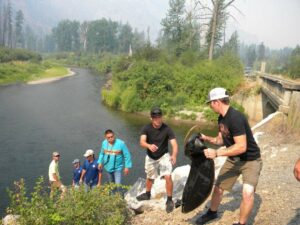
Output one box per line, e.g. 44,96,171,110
83,149,94,157
207,87,229,103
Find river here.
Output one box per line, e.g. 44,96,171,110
0,68,216,216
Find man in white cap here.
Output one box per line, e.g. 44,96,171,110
80,149,102,192
48,151,66,198
195,87,262,225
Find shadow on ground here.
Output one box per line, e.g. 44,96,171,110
287,208,300,225
188,187,262,225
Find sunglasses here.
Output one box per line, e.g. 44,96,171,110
54,155,60,157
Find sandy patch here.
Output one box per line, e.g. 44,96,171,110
27,68,75,85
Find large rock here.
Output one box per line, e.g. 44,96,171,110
2,215,19,225
125,165,191,213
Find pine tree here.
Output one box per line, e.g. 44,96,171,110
15,10,24,48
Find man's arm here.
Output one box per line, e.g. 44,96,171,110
97,145,104,170
80,169,86,183
97,171,102,186
204,134,247,159
122,142,132,175
169,138,178,165
140,134,157,152
201,132,224,146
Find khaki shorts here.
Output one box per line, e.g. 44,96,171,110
215,157,262,191
145,153,172,179
50,181,66,194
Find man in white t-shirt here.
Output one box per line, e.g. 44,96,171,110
49,151,66,198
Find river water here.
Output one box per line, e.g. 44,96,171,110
0,68,216,216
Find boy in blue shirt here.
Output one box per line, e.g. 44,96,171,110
98,129,132,185
80,149,102,192
72,158,82,188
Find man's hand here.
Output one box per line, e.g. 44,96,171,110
148,144,158,152
170,154,177,165
124,168,129,176
204,148,217,159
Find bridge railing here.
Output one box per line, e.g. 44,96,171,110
259,73,300,114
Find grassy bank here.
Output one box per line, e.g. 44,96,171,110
0,61,68,85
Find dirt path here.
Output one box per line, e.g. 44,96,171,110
130,114,300,225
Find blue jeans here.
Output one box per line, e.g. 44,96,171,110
107,170,122,184
84,183,97,192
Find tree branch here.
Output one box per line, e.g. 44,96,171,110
223,0,236,9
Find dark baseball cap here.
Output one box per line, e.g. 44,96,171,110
150,107,162,117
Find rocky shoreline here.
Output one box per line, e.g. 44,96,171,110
129,112,300,225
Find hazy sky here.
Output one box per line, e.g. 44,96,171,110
228,0,300,48
16,0,300,49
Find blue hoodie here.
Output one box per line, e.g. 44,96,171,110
97,138,132,172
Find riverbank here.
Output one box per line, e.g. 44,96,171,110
130,112,300,225
27,68,75,85
0,61,71,85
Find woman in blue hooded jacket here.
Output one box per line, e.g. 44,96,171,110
97,129,132,184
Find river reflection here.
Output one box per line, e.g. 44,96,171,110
0,68,217,215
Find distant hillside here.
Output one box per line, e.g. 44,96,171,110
10,0,169,39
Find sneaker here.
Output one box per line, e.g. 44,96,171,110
195,209,218,224
166,200,174,213
136,192,150,201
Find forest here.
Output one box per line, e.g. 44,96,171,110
1,0,300,110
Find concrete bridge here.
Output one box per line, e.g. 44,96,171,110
259,74,300,115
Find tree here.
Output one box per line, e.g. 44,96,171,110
207,0,237,60
15,10,24,48
52,20,80,51
246,44,257,67
257,42,265,61
6,0,12,48
289,45,300,79
117,23,133,53
86,19,118,53
24,26,37,50
80,21,89,51
0,0,3,45
160,0,187,56
184,4,200,51
43,34,55,52
132,28,146,51
220,30,238,56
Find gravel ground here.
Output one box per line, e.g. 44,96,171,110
130,114,300,225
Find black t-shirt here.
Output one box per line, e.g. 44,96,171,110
140,123,176,160
218,106,260,161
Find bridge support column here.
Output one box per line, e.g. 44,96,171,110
279,90,292,114
283,90,292,106
287,92,300,132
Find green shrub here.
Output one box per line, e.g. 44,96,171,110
7,177,131,225
102,53,243,114
0,47,42,63
203,107,219,122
